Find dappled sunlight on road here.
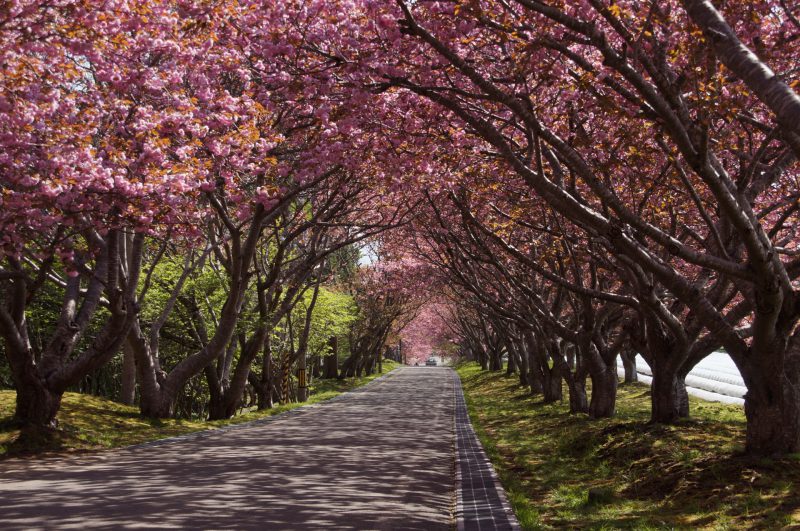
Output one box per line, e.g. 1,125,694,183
0,369,454,530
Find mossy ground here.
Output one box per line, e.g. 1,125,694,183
0,360,398,460
456,362,800,530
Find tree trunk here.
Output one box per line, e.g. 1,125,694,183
589,364,617,418
579,341,618,419
13,372,62,429
477,349,488,370
515,342,530,387
741,336,800,454
522,333,543,394
256,339,274,410
340,354,355,378
312,354,321,379
542,369,562,403
621,351,638,384
566,376,589,414
139,390,176,418
552,343,587,414
323,336,338,379
295,283,319,403
280,350,291,404
207,332,263,421
744,380,800,455
505,346,516,376
206,364,229,420
528,361,543,394
129,322,177,419
297,369,309,402
527,332,560,401
208,395,240,420
120,342,137,405
364,350,376,376
650,359,690,424
489,349,502,371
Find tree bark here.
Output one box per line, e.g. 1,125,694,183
566,376,589,414
522,332,543,394
505,344,516,376
621,350,638,384
256,340,274,410
514,339,530,387
312,354,321,379
120,342,137,405
12,366,62,428
550,341,588,413
296,282,320,403
588,364,618,418
741,335,800,454
650,358,690,424
205,363,227,420
527,332,561,402
323,336,338,379
280,349,291,404
477,349,488,370
489,348,502,371
207,331,265,420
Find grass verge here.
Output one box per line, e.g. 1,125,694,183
0,360,398,460
456,362,800,530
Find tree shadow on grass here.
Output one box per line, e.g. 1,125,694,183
458,364,800,529
0,422,91,460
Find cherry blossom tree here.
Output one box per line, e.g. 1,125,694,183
363,0,800,453
0,1,206,428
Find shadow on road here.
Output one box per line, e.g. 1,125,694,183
0,368,454,530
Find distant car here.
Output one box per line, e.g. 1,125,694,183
425,358,437,366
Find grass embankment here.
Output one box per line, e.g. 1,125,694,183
0,360,398,460
457,362,800,530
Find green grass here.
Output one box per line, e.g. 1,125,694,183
0,360,398,459
456,362,800,530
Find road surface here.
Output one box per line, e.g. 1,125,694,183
0,368,518,530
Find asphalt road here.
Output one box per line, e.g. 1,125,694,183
0,368,456,530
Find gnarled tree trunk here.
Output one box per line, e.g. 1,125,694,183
12,367,62,429
588,364,618,418
650,360,690,424
741,333,800,454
